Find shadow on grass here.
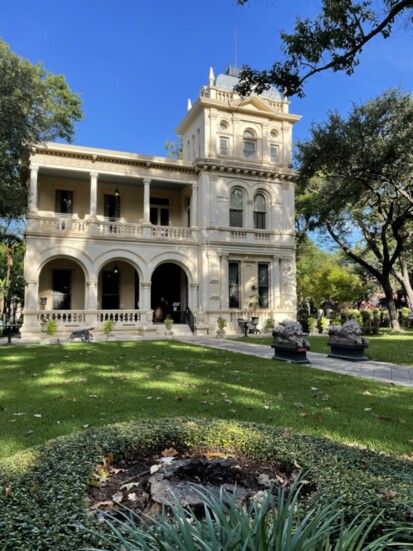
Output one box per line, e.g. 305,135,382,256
0,340,413,459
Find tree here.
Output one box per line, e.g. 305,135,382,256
235,0,413,97
164,137,183,160
296,90,413,331
0,39,83,218
0,228,25,324
297,237,363,309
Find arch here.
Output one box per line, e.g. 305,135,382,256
148,251,195,284
150,258,192,323
94,249,145,281
30,247,92,281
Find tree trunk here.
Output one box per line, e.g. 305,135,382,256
382,279,402,332
392,252,413,310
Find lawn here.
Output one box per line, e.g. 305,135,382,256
234,330,413,366
1,339,413,460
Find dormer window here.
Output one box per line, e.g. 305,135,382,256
243,129,256,159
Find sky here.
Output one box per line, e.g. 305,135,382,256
1,0,413,158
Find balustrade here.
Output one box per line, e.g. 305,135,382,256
38,311,85,324
97,310,142,324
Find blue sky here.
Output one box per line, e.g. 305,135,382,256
1,0,413,157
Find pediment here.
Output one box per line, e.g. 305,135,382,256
232,97,275,113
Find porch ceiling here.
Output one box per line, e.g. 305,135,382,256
39,167,190,190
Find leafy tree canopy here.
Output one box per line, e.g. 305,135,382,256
235,0,413,97
0,38,83,218
296,89,413,329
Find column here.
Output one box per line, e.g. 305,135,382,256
28,165,39,213
25,280,39,310
86,280,98,309
143,178,151,223
190,183,198,227
141,282,151,310
246,199,253,230
90,171,98,219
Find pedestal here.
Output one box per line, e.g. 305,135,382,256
271,344,310,364
328,341,368,361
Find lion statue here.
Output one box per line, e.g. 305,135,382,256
328,320,368,345
272,319,310,349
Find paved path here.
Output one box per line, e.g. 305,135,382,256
177,336,413,388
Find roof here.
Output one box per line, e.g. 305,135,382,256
215,73,282,101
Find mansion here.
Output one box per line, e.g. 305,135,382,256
21,68,301,340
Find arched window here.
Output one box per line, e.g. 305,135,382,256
243,129,256,159
230,189,243,227
253,193,266,229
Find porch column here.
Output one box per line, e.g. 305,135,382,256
220,253,229,309
89,171,98,220
143,178,151,223
141,281,151,310
28,165,39,213
86,279,98,309
190,183,198,227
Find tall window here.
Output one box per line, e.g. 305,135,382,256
229,262,240,308
258,264,269,308
243,129,256,159
55,190,73,214
230,189,243,227
219,137,229,155
150,197,169,226
253,193,267,229
270,144,279,163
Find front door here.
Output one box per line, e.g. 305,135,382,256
102,271,120,309
104,194,120,221
53,269,71,310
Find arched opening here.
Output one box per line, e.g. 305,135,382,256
151,263,188,323
38,258,85,311
98,261,139,310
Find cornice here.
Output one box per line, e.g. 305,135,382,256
193,158,298,182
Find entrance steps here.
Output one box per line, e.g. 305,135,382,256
153,323,193,337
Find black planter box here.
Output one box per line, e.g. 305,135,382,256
271,343,310,364
327,341,368,361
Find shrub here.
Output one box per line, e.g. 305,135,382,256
103,319,114,338
316,316,327,334
264,318,274,331
400,307,410,328
164,315,174,330
217,317,227,330
46,319,57,336
345,308,362,325
1,419,413,549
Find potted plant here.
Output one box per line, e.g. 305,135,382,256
216,317,227,338
164,315,174,336
316,316,327,334
103,319,115,340
264,318,274,333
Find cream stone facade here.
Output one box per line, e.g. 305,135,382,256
22,68,301,340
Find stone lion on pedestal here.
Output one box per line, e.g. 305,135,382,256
272,319,310,349
328,320,368,345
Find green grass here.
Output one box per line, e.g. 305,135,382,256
234,330,413,366
1,340,413,460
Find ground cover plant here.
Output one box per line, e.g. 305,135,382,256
235,331,413,366
1,340,413,459
1,418,413,550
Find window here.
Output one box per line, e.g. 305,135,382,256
219,137,229,155
270,129,279,140
258,264,269,308
219,119,229,131
229,262,240,308
52,269,71,310
243,129,256,159
55,190,73,214
270,145,279,163
253,193,266,229
150,197,169,226
229,189,243,227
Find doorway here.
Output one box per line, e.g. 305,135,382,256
151,263,187,323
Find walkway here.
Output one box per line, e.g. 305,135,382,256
178,336,413,388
